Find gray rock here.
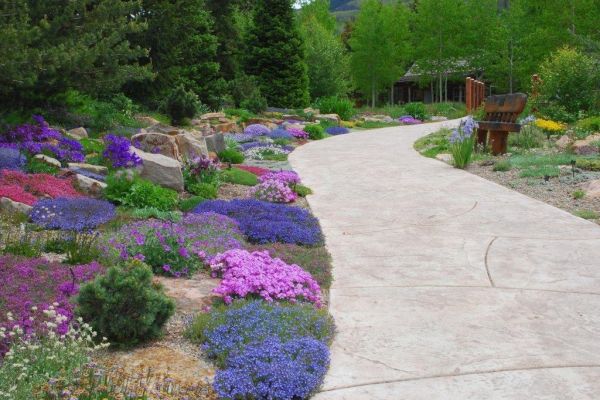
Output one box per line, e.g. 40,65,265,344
204,133,226,154
316,113,342,124
132,148,184,192
66,127,88,140
74,174,107,197
67,163,108,175
175,133,209,159
0,197,32,215
131,131,181,160
583,179,600,199
33,154,61,168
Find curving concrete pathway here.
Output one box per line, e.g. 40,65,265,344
289,120,600,399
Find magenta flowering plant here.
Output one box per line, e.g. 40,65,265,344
209,249,322,306
287,128,309,140
105,213,245,277
258,171,300,186
0,255,104,355
250,179,297,203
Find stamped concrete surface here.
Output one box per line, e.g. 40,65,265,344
289,120,600,399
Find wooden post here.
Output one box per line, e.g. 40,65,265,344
489,131,509,155
466,78,473,112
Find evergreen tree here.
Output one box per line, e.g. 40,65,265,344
141,0,224,109
206,0,244,81
349,0,410,107
245,0,309,108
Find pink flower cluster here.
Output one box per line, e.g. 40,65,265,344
0,170,81,205
258,171,300,186
210,249,322,306
250,179,297,203
234,165,270,177
287,128,309,140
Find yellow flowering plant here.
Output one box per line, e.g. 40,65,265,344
535,118,566,132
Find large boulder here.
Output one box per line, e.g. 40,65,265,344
74,174,107,198
555,135,572,150
204,133,226,154
132,148,184,192
131,131,180,160
583,179,600,200
66,127,88,140
0,197,32,215
316,113,342,124
213,122,240,133
175,133,209,159
573,134,600,155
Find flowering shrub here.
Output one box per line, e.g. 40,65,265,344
193,199,324,245
102,134,142,168
0,115,84,162
449,116,477,169
0,308,109,400
30,198,116,231
0,255,104,351
209,249,322,306
0,148,26,171
243,124,270,137
0,170,81,206
399,116,422,125
287,127,309,139
189,300,335,366
535,118,567,139
213,336,329,400
268,128,293,140
250,179,297,203
106,213,244,277
234,165,270,176
326,126,350,135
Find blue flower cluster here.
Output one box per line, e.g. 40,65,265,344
213,336,330,400
102,134,142,168
244,124,271,137
193,199,324,246
229,133,257,143
0,115,84,162
70,168,106,182
0,148,26,171
268,128,293,139
30,197,116,231
449,116,478,144
326,126,350,136
202,300,335,365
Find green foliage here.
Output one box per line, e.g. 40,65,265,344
224,108,256,123
493,160,512,172
220,168,259,186
574,209,599,220
404,102,428,121
519,165,560,178
414,128,451,158
304,124,326,140
0,222,44,258
426,102,467,119
230,74,268,113
576,117,600,133
508,125,545,150
450,136,474,169
240,93,268,115
104,171,139,205
218,148,245,164
165,85,200,126
77,260,175,348
576,158,600,171
535,47,600,119
293,184,313,197
350,0,410,107
124,180,179,211
572,189,585,200
244,0,309,108
26,158,60,174
188,182,218,199
314,96,355,120
79,138,105,155
510,153,574,168
179,196,207,212
131,207,182,222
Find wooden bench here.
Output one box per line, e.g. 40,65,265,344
476,93,527,155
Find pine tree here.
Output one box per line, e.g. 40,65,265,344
244,0,309,108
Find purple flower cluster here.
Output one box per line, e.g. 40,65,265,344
399,115,422,125
200,301,335,366
0,147,26,171
102,134,142,168
193,199,324,245
0,115,84,162
0,255,104,355
229,133,257,143
213,336,329,400
287,128,309,139
30,198,116,231
325,126,350,135
259,171,300,186
184,155,219,184
210,249,322,306
107,213,244,277
243,124,270,137
267,128,293,140
449,116,478,144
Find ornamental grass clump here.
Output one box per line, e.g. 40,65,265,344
102,134,142,168
0,170,81,205
244,124,270,137
188,300,335,366
449,116,478,169
0,115,84,163
106,213,244,277
0,256,104,354
209,249,322,306
193,199,324,245
213,336,329,400
30,198,116,231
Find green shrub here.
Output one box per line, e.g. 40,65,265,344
77,260,175,348
188,182,218,199
294,184,313,197
218,148,245,164
509,125,545,150
25,157,60,174
240,94,268,115
493,160,512,172
576,116,600,133
575,209,599,220
536,47,600,118
123,180,179,211
1,222,44,258
224,108,256,123
519,165,560,178
426,102,466,119
414,128,451,158
404,102,428,121
573,189,585,200
314,96,355,120
165,85,200,125
220,168,258,186
104,170,139,204
230,74,267,113
131,207,182,222
576,158,600,171
273,138,293,146
79,138,105,154
304,124,325,140
179,196,207,212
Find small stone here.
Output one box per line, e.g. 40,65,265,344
0,197,32,215
67,163,108,175
435,153,453,163
66,127,88,140
33,154,61,168
555,135,572,150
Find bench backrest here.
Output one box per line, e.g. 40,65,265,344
483,93,527,123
